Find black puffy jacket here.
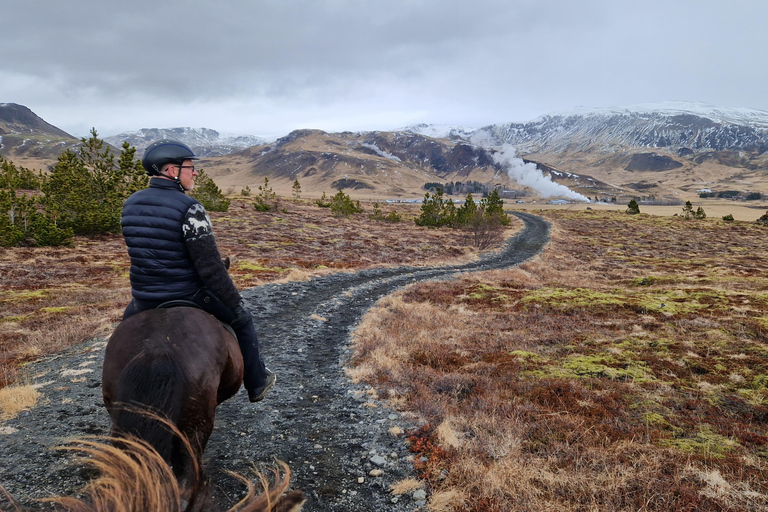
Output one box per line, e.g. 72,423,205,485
121,178,240,305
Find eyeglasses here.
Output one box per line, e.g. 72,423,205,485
177,165,196,172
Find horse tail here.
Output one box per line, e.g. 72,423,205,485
112,353,185,464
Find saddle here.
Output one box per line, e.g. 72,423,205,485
156,299,237,340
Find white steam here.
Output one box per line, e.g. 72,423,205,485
488,143,590,202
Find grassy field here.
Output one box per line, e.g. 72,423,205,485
349,209,768,511
0,198,483,388
2,198,768,510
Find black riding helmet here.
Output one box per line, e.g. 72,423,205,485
141,140,198,176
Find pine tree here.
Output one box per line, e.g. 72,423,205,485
0,162,71,247
680,201,695,220
41,129,146,235
455,192,478,226
254,177,276,212
0,155,41,190
292,179,301,200
118,141,149,196
330,190,363,217
415,187,455,227
626,199,640,215
190,169,230,212
480,188,510,226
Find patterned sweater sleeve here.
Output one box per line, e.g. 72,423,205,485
182,203,242,307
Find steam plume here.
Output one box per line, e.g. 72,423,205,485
487,143,590,202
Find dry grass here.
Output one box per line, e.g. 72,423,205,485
0,198,499,389
349,210,768,511
34,414,304,512
0,383,39,421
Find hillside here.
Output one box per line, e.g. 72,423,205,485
474,102,768,202
0,103,80,169
204,129,524,199
2,101,768,204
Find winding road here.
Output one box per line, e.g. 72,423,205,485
0,212,550,511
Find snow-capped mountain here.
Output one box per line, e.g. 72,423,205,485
402,123,476,141
471,102,768,154
104,127,268,157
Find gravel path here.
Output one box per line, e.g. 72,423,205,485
0,212,550,511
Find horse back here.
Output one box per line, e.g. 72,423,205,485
103,307,244,412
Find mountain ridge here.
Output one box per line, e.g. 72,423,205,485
2,101,767,202
104,127,268,158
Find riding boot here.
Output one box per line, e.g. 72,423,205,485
230,305,276,402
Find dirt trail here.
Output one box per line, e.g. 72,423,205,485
0,212,550,511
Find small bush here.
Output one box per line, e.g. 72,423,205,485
292,179,301,201
626,199,640,215
722,214,734,222
384,210,402,223
254,177,276,212
369,202,383,220
680,201,705,220
316,192,331,208
330,190,363,217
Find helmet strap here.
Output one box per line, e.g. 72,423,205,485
158,165,187,192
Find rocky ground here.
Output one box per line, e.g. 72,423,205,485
0,212,549,511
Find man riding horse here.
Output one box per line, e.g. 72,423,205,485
120,139,275,403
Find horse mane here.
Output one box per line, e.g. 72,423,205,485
35,411,305,512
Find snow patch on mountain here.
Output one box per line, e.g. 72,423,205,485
472,102,768,154
360,143,401,162
104,127,268,157
402,123,475,140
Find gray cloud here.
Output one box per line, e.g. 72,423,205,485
2,0,766,138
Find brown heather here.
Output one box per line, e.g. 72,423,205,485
5,198,768,510
0,199,479,388
349,210,768,511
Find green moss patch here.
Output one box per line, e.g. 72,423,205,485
659,426,739,458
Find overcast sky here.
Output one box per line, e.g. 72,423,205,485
3,0,767,139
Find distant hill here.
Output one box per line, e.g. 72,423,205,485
3,101,768,202
470,102,768,201
0,103,80,168
202,128,558,199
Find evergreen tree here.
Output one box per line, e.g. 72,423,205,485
190,169,230,212
41,129,141,235
316,191,331,208
254,177,276,212
415,187,455,227
330,190,363,217
479,188,510,226
455,192,478,226
0,155,42,190
292,179,301,200
626,199,640,215
0,181,71,247
117,141,148,196
680,201,695,220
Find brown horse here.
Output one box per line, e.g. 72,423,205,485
102,306,246,509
